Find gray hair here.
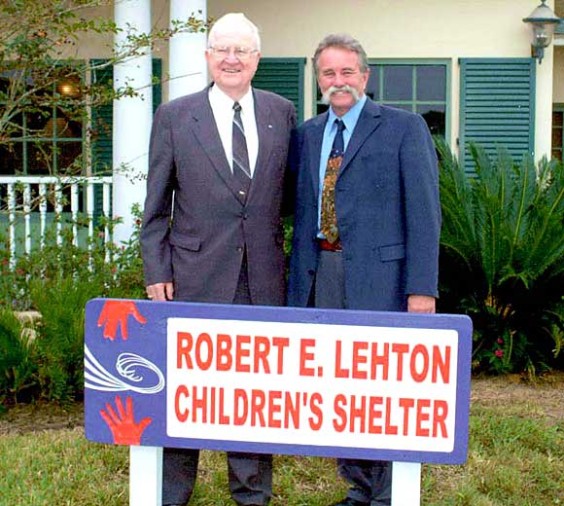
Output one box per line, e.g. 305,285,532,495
208,13,261,51
313,33,369,73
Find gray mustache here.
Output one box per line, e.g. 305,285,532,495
321,85,360,105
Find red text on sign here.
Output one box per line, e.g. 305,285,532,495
174,385,324,430
176,332,290,374
332,394,448,438
334,341,451,383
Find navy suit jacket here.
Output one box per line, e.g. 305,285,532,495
141,86,296,305
287,100,440,311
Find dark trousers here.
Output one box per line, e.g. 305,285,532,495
163,253,273,505
163,448,272,505
315,250,392,506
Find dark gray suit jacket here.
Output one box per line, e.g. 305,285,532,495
141,86,296,305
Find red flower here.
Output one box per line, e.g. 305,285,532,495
495,349,504,358
497,338,504,345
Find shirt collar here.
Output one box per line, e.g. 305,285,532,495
328,94,367,132
209,84,254,113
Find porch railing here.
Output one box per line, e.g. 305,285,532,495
0,176,113,268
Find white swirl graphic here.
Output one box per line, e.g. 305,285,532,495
84,345,165,394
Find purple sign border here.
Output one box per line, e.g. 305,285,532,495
85,298,472,465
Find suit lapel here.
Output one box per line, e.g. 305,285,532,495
190,89,245,203
339,101,382,176
251,90,274,198
308,113,327,200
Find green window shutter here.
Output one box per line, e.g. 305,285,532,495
152,58,162,115
252,58,305,123
91,58,113,176
459,58,535,174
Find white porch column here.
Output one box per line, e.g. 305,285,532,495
113,0,153,245
534,47,555,161
169,0,208,100
532,0,557,162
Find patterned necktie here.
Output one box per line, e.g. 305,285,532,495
232,102,251,197
320,119,346,243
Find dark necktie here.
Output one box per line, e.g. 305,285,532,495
232,102,251,197
320,119,345,243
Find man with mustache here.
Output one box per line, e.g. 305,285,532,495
287,34,441,506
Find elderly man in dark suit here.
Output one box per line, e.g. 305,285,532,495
287,34,441,506
140,12,296,506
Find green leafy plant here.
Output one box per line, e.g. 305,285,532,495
0,308,37,405
105,203,146,300
437,140,564,374
0,209,146,404
31,276,100,403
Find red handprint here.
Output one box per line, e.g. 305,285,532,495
100,395,152,445
97,300,147,341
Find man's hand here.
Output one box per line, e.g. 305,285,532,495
97,300,147,341
407,294,436,313
100,395,152,445
146,282,174,301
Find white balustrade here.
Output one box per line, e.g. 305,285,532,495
0,176,113,268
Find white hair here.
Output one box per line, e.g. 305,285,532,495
208,13,261,51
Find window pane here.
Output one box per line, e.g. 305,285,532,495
27,109,51,135
56,142,83,175
383,66,413,101
366,66,380,101
552,111,563,125
28,143,53,175
4,113,24,139
416,66,446,101
552,127,563,148
0,143,23,175
45,116,82,139
56,105,85,137
56,75,83,100
388,103,413,112
417,104,446,137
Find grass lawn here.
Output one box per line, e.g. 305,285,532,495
1,374,563,506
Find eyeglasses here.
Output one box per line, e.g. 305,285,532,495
208,46,258,61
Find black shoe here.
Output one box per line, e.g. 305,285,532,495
330,499,369,506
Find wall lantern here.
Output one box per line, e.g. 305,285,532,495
523,0,561,63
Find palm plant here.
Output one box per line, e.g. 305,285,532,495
436,140,564,374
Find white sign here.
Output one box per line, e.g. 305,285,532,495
166,318,458,454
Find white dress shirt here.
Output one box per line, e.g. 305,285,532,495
208,85,259,177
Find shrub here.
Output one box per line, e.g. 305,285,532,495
31,276,102,403
0,208,146,404
0,309,37,405
437,140,564,374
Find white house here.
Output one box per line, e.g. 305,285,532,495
1,0,563,252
